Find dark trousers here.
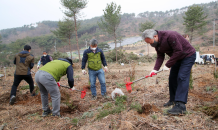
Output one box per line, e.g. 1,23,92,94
169,52,196,103
10,75,34,97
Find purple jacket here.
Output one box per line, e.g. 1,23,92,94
154,30,196,70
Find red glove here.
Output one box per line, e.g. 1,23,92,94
57,82,60,87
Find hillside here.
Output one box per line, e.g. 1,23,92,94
0,1,218,64
0,1,217,46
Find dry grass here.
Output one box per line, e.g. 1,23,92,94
0,61,218,129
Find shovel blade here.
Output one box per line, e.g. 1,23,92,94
81,89,87,99
125,82,133,93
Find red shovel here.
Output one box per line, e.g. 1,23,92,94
57,83,87,99
125,69,163,93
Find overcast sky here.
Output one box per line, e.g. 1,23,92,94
0,0,214,30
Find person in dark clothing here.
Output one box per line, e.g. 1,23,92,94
204,55,207,63
142,29,196,115
37,51,53,69
9,45,35,105
216,58,218,66
35,58,74,117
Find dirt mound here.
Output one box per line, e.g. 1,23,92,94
15,92,42,105
141,104,161,115
189,90,214,102
82,85,90,90
0,91,10,103
194,105,218,120
61,100,91,115
106,73,119,79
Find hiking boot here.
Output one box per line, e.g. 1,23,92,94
167,101,186,115
92,95,97,100
51,113,61,117
42,109,51,117
163,100,175,107
31,92,36,96
9,95,16,105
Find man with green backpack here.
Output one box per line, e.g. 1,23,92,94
81,39,108,100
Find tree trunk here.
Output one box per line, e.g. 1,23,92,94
73,14,81,62
114,30,117,62
69,38,73,60
120,42,121,51
190,28,194,44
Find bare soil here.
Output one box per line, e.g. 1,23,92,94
0,56,218,129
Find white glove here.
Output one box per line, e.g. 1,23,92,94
82,70,87,75
149,70,158,75
71,87,76,91
162,65,170,71
37,65,40,69
104,66,108,72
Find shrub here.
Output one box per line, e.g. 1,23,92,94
115,95,127,105
128,52,139,60
103,102,113,109
140,49,145,53
138,55,154,63
206,86,211,92
82,112,94,119
96,95,127,120
96,110,110,120
214,70,218,79
151,114,157,120
20,85,29,90
105,49,139,63
130,102,142,113
51,51,68,60
71,118,79,126
72,59,79,63
34,57,41,64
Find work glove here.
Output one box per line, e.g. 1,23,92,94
71,87,75,91
57,82,60,87
162,65,170,71
149,70,158,76
37,65,40,69
82,69,87,75
104,66,108,72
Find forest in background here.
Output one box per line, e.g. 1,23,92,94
0,1,218,65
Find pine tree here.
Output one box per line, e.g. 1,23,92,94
52,19,75,60
183,5,207,43
98,2,121,62
97,42,110,51
139,21,155,55
0,34,2,43
61,0,88,62
139,21,155,32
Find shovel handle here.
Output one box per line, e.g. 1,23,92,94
156,69,163,74
60,85,81,92
132,77,146,83
132,69,163,83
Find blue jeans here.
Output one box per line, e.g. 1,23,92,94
88,68,106,96
169,52,196,103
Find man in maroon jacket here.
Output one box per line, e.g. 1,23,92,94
142,29,196,115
